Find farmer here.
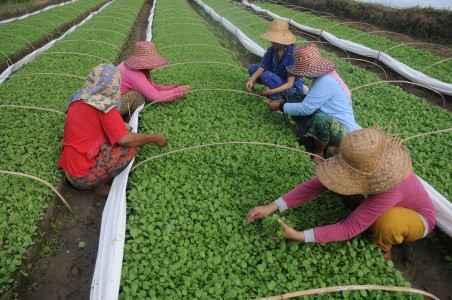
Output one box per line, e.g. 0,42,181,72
246,128,435,260
268,42,360,128
58,64,167,195
117,41,191,117
246,19,304,101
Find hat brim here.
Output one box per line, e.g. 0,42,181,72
261,32,296,45
316,139,412,196
124,55,168,70
287,60,336,78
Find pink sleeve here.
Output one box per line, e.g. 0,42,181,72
150,80,179,91
313,190,401,243
125,69,183,103
282,177,326,208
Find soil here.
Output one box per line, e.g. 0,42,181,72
393,231,452,300
0,0,69,21
0,0,111,75
6,1,151,299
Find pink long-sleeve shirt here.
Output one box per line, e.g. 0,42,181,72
275,172,436,243
118,63,184,103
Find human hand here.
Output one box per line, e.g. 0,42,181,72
154,134,167,147
278,219,304,241
246,78,255,92
267,100,283,112
260,88,273,96
246,203,277,223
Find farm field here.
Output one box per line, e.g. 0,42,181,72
0,0,451,298
0,0,145,293
201,0,452,201
256,1,452,84
0,0,108,69
118,0,427,299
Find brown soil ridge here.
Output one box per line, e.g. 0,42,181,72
0,0,110,76
4,1,151,299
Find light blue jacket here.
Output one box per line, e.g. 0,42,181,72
283,71,361,133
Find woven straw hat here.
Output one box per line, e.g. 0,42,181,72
316,128,412,196
124,41,168,70
288,43,336,77
261,19,296,45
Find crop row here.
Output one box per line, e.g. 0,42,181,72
119,0,412,299
0,0,145,293
201,0,452,201
257,1,452,84
0,0,109,69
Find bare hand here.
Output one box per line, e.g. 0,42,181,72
154,135,167,147
261,88,272,96
246,203,277,223
246,79,255,92
267,100,283,112
278,219,304,241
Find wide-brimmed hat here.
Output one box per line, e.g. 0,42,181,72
316,128,412,196
261,19,296,45
68,64,121,113
124,41,168,70
288,43,336,77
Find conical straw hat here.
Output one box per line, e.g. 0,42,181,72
287,43,336,77
261,19,296,45
124,41,168,70
316,128,412,196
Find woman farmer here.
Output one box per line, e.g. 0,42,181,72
117,41,191,116
268,43,360,133
58,64,167,194
246,19,304,101
247,128,435,259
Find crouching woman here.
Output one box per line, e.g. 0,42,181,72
247,128,435,259
58,64,167,194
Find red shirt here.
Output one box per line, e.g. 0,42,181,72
58,101,128,177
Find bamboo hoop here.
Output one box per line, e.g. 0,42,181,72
18,72,85,80
326,21,374,32
384,41,444,53
76,28,127,38
159,44,236,57
58,39,120,51
154,31,216,42
132,141,322,171
422,57,452,72
6,23,50,37
0,104,64,115
255,284,439,300
42,51,110,62
342,58,388,80
155,22,207,30
0,170,73,212
403,127,452,143
155,16,208,25
0,50,13,67
351,80,446,106
351,30,408,42
151,61,246,73
91,16,131,29
0,32,36,50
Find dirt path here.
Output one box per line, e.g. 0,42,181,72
10,1,150,299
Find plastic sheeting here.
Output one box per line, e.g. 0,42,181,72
193,0,265,57
357,0,452,10
242,0,452,96
89,1,157,299
90,104,144,300
0,0,114,84
0,0,79,25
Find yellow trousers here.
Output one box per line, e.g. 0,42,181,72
372,207,426,253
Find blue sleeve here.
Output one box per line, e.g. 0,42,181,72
283,77,331,116
260,48,273,70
